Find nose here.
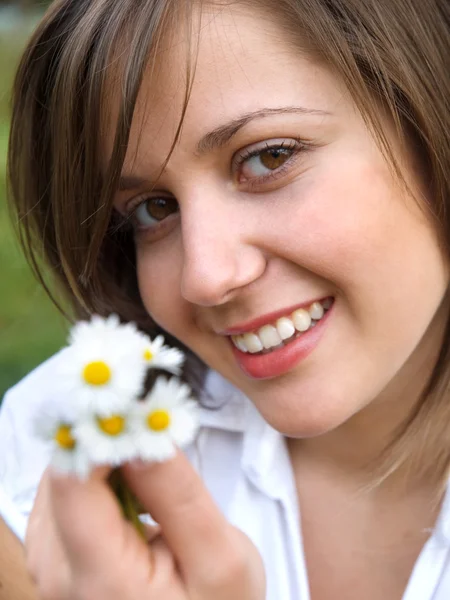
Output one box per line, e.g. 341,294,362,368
180,195,266,306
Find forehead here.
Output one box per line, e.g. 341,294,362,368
102,3,343,175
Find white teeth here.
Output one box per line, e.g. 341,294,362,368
309,301,324,320
234,335,248,353
276,317,296,340
292,308,311,332
230,298,333,354
258,324,282,349
242,332,263,354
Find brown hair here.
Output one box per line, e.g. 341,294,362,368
7,0,450,485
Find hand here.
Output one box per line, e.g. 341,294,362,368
0,517,37,600
25,451,266,599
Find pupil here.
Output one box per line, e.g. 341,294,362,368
260,148,290,170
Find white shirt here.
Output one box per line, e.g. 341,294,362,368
1,352,450,599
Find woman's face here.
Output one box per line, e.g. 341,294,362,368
112,5,449,437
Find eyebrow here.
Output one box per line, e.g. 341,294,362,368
196,106,329,155
118,105,329,192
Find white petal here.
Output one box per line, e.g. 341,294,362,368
134,432,176,462
139,377,181,410
51,448,78,475
169,406,199,447
33,391,81,442
76,388,134,417
152,335,165,352
51,446,92,480
150,349,185,374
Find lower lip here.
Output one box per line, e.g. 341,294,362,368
230,306,333,379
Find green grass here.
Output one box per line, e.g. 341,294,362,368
0,26,68,400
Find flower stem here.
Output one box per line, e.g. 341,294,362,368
108,470,146,541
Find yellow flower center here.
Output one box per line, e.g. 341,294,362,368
83,361,111,386
97,415,125,436
143,349,153,362
147,410,171,432
54,424,76,450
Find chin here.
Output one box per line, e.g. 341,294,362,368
251,389,361,438
264,415,343,439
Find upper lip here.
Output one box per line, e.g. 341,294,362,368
218,297,330,336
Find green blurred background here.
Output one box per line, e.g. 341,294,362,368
0,1,68,401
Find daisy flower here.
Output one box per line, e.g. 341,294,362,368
33,315,198,486
34,394,91,479
129,376,199,462
74,404,137,468
57,315,147,416
138,333,185,375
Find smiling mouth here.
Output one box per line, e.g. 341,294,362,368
230,297,333,355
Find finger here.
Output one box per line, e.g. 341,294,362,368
25,470,72,599
143,522,161,543
122,451,236,577
48,466,152,578
147,536,185,599
25,469,52,553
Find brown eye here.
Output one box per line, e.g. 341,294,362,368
147,197,178,220
239,142,299,182
259,148,292,170
134,196,179,227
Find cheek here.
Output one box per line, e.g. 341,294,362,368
136,241,190,337
319,159,448,300
256,158,388,287
332,181,447,359
265,153,448,331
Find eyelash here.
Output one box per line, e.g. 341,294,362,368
121,138,308,234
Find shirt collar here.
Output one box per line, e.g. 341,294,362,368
198,369,252,432
199,370,295,501
198,371,450,533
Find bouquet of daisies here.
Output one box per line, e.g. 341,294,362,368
34,315,199,535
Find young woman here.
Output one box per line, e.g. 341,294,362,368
1,0,449,598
